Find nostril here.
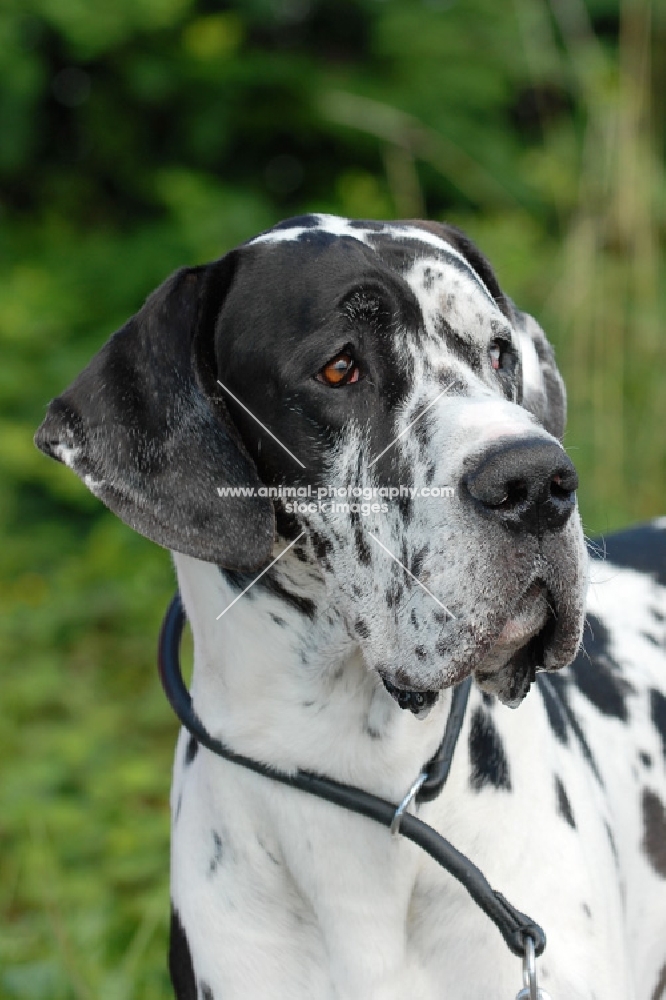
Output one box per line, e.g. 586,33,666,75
550,467,578,500
496,480,529,509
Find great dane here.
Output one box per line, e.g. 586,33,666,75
35,215,666,999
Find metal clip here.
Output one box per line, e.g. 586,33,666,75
514,935,553,1000
390,771,427,835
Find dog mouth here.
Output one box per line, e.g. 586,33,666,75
380,580,559,715
472,580,557,707
380,677,440,718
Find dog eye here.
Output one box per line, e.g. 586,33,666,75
489,339,512,372
317,351,361,387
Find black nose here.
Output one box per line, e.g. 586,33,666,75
464,438,578,534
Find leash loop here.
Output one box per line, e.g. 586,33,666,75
158,593,548,965
514,934,552,1000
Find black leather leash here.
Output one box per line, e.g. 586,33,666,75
158,591,546,961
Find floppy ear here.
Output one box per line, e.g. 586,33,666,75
510,305,567,441
34,255,275,571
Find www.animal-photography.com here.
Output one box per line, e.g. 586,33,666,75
3,2,666,999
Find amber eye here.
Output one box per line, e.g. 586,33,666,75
317,351,361,387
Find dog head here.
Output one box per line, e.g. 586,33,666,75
35,214,586,710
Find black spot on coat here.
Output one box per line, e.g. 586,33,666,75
651,689,666,763
570,614,630,721
354,617,370,638
201,984,214,1000
539,674,603,785
554,775,576,828
468,706,511,791
208,831,224,876
538,675,569,744
595,523,666,588
642,789,666,878
169,906,197,1000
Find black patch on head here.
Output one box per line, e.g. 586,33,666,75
642,788,666,878
594,523,666,587
640,751,653,768
582,902,592,919
570,614,630,721
355,617,370,639
208,831,224,877
650,689,666,763
270,613,287,627
169,907,197,1000
554,775,576,828
201,985,214,1000
468,706,511,791
185,735,198,766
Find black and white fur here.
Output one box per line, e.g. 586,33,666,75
36,215,666,999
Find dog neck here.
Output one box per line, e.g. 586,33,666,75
172,549,453,800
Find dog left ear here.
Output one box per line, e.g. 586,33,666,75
34,254,276,571
510,306,567,441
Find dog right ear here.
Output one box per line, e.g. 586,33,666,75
34,254,275,571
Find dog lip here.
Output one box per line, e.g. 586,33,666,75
493,580,550,652
380,675,440,718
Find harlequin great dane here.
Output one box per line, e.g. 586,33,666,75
35,215,666,999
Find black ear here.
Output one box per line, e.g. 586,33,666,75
34,255,275,571
510,305,567,441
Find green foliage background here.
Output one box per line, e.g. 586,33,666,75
1,0,664,996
